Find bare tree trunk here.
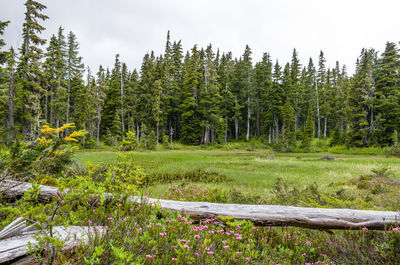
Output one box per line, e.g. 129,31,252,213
268,127,271,144
45,91,48,122
246,96,250,141
50,85,55,125
96,104,101,147
2,180,399,232
324,116,327,138
136,123,140,143
8,71,15,127
256,97,260,136
120,71,125,133
274,114,279,144
316,82,321,138
224,116,228,144
234,96,239,141
66,78,71,135
156,124,159,147
170,126,174,149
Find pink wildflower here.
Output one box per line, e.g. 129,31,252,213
302,253,307,257
195,235,200,239
87,220,92,225
305,241,311,246
362,227,368,231
194,253,199,257
146,254,152,259
183,245,189,249
207,251,214,255
223,245,229,249
107,217,113,221
172,245,178,249
172,258,177,262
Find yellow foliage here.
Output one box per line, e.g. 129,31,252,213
55,123,76,133
64,136,79,142
37,136,52,145
69,130,88,138
40,125,57,134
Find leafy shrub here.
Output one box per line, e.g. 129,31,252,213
1,124,86,179
120,131,138,151
385,144,400,157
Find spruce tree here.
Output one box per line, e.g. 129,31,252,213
180,46,203,144
66,31,84,129
0,21,10,64
282,97,296,149
347,48,377,147
6,48,16,128
17,0,49,137
302,101,314,150
375,42,400,144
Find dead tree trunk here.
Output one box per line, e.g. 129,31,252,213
1,180,399,231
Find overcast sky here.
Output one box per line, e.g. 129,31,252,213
2,0,400,75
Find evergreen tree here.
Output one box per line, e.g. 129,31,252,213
302,101,314,150
66,31,84,129
347,48,377,147
0,21,10,64
375,42,400,144
180,45,203,144
17,0,49,137
282,97,296,149
95,65,107,146
43,35,66,126
5,48,16,128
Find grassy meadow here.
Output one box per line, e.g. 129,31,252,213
75,148,400,210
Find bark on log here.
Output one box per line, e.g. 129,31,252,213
0,225,103,264
1,180,399,230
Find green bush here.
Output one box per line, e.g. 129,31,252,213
120,131,138,151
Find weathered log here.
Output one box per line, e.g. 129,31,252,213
0,225,103,264
1,180,400,230
139,197,400,230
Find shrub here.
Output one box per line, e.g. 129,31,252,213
120,131,138,151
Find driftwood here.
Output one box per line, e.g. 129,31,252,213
1,180,400,230
0,223,103,264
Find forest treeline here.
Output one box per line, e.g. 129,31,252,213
1,0,400,149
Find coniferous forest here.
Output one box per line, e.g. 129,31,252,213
1,0,400,150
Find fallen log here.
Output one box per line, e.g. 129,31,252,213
0,224,103,264
1,180,399,230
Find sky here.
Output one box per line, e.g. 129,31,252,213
2,0,400,75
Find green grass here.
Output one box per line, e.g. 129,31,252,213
75,149,400,198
